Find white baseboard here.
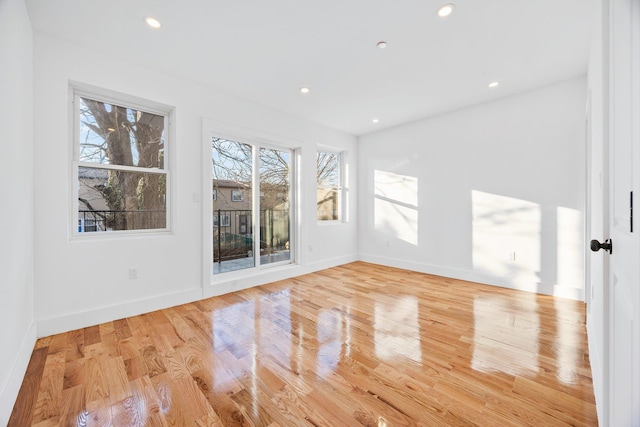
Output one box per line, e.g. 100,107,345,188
552,284,585,301
358,253,584,301
304,253,359,273
0,321,37,427
36,288,203,338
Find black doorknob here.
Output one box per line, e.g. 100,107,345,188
590,239,613,254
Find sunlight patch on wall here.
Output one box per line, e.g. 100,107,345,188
472,190,541,291
374,296,422,363
374,170,419,246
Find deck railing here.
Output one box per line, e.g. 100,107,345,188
78,210,166,232
214,209,289,264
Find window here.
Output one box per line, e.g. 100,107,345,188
317,150,342,221
213,214,230,227
212,137,294,274
73,88,171,234
231,190,243,202
212,189,217,201
239,215,248,234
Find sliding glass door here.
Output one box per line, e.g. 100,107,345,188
211,137,293,275
259,147,291,266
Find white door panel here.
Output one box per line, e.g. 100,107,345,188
605,0,640,425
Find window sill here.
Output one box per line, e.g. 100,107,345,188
70,229,173,242
317,220,345,226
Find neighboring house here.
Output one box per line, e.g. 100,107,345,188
212,179,252,211
77,168,109,232
78,168,109,212
212,180,252,245
316,187,338,221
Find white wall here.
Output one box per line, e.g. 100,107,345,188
33,34,358,337
358,77,587,300
0,0,36,423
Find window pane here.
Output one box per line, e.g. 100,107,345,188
78,167,166,231
317,188,339,221
317,151,340,187
212,138,254,274
260,148,291,266
231,190,243,202
317,150,341,221
79,97,165,169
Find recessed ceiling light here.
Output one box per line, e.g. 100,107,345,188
145,17,162,29
377,41,388,49
488,81,500,88
437,4,455,18
300,87,310,94
372,118,379,123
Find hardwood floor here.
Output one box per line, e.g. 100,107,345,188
9,262,598,426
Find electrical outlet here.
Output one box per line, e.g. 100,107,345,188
129,267,138,279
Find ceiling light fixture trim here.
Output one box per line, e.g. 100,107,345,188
437,3,455,18
145,17,162,29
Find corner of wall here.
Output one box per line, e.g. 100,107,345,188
0,0,36,423
0,321,37,426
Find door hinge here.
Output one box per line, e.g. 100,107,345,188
631,191,634,233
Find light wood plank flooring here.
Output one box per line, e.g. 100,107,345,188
9,262,598,426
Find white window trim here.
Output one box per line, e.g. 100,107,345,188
70,82,175,239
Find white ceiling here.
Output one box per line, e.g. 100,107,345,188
25,0,594,136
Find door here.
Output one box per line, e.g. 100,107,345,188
599,0,640,424
210,135,295,277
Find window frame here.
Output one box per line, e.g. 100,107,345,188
204,120,300,285
316,148,346,223
70,83,174,238
231,190,244,202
